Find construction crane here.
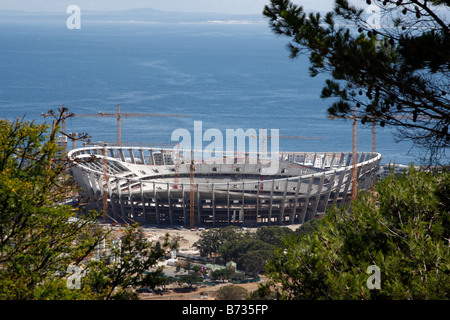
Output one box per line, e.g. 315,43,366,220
327,112,426,153
83,141,176,148
328,113,377,153
328,111,432,200
327,106,363,200
267,135,324,140
73,104,189,146
102,143,108,223
42,104,189,147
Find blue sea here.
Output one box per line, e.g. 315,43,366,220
0,12,425,165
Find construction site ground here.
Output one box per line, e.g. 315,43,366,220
134,225,281,300
139,277,265,300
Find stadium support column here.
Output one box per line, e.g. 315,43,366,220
139,149,146,165
318,172,335,213
281,179,289,224
227,183,230,225
129,148,135,163
212,184,216,226
119,148,126,162
338,152,345,168
102,144,108,223
182,184,187,226
154,182,160,225
256,181,260,219
241,182,245,224
329,152,336,169
197,184,201,227
167,183,173,225
331,170,346,207
149,149,155,165
128,182,134,219
291,178,302,223
190,150,195,228
308,175,325,221
269,180,274,225
300,177,314,224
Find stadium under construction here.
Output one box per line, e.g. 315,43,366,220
68,146,381,227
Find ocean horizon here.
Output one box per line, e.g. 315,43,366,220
0,9,433,165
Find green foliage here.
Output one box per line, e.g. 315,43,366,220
237,249,273,276
176,274,200,288
222,238,274,275
294,218,322,236
0,113,170,299
264,167,450,299
215,284,248,300
211,268,234,282
195,225,293,275
0,115,103,299
82,224,170,299
256,225,293,247
194,226,245,260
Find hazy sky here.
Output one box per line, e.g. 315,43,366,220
0,0,337,14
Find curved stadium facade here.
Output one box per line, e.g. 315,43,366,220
68,146,381,227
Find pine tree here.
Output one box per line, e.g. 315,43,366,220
0,110,171,299
263,0,450,163
264,167,450,299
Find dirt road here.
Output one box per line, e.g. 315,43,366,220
136,226,267,300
